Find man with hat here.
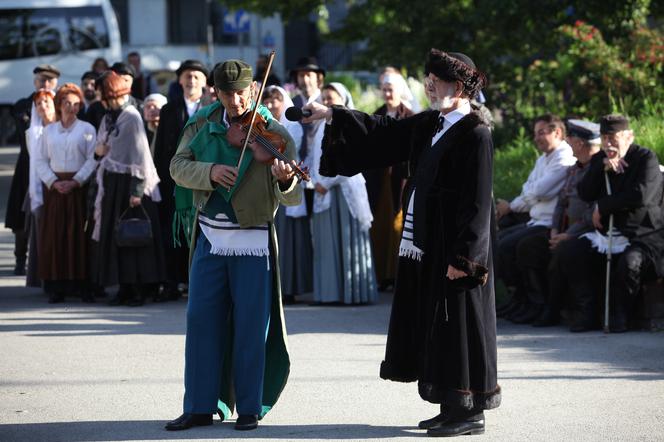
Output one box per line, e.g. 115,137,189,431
153,59,209,301
78,71,99,121
166,59,301,431
514,119,602,329
553,114,664,332
304,48,500,436
290,56,326,216
6,64,60,275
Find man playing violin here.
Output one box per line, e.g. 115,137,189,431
166,59,302,432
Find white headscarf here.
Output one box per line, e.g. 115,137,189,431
26,91,55,212
264,85,307,218
144,93,168,108
327,82,355,109
381,72,420,112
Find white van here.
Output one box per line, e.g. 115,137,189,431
0,0,121,143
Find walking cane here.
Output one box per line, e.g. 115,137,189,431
603,171,614,334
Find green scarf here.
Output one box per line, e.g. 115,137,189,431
172,101,273,246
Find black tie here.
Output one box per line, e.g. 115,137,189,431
435,115,446,134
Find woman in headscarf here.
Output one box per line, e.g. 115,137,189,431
365,71,415,291
310,82,377,304
262,85,313,304
92,71,165,306
24,89,56,290
34,84,97,303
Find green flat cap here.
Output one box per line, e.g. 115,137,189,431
214,59,253,91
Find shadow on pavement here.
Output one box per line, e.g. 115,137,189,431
0,421,421,441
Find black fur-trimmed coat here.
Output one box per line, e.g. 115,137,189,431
321,107,501,411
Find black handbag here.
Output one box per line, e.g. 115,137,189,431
115,204,153,247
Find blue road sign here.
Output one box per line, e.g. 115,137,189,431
223,9,250,34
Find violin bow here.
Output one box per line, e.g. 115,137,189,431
236,50,276,169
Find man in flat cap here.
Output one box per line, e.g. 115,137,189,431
6,64,60,276
552,114,664,332
166,59,301,432
304,49,500,436
515,119,602,329
153,59,209,301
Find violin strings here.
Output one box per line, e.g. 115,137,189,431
251,134,309,180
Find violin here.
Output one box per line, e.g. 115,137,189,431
228,50,310,183
226,111,311,182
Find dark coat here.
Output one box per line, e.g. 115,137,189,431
321,107,501,411
5,94,33,231
578,143,664,272
152,96,190,283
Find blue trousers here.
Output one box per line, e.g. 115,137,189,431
183,235,272,415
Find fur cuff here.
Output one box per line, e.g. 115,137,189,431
419,383,501,410
452,255,488,286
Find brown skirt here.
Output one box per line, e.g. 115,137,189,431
38,172,87,281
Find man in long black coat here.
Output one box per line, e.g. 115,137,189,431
304,49,500,437
152,60,209,299
6,64,60,275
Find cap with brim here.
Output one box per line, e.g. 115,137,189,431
600,114,630,134
176,59,209,79
567,119,601,142
289,56,326,77
34,64,60,78
214,60,253,91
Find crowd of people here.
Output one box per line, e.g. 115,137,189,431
5,53,423,307
5,52,660,333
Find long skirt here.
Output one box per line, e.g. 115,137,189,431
312,187,377,304
94,171,166,286
369,169,402,286
38,173,87,281
275,205,313,296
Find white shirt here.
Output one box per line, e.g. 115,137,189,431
35,119,97,188
510,140,576,227
184,97,201,117
431,101,472,146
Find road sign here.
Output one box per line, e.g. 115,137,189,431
223,9,250,34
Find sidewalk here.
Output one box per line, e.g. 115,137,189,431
1,147,663,441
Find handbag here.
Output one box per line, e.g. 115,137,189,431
115,204,153,247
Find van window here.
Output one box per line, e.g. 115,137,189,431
0,6,110,60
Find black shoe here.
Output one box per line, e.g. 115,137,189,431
235,414,258,431
419,412,449,429
505,303,529,321
427,413,485,437
81,292,96,303
282,295,299,305
512,304,542,324
48,292,65,304
569,317,596,333
532,307,559,327
13,259,26,276
165,413,212,431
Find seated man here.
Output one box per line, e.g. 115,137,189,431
553,114,664,332
496,114,576,322
515,120,601,326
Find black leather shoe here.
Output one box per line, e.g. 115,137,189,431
609,314,628,333
235,414,258,431
427,414,485,437
48,292,65,304
532,307,559,327
512,304,542,324
165,413,212,431
419,412,449,429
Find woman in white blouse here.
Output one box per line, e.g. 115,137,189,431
34,83,97,303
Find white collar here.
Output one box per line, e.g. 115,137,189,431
305,90,321,105
440,101,471,126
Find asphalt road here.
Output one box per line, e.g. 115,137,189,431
1,146,663,442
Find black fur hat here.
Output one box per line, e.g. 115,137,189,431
424,49,486,99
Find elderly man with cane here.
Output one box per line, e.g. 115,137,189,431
554,115,664,332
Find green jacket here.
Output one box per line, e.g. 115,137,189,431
169,102,300,418
169,104,302,228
